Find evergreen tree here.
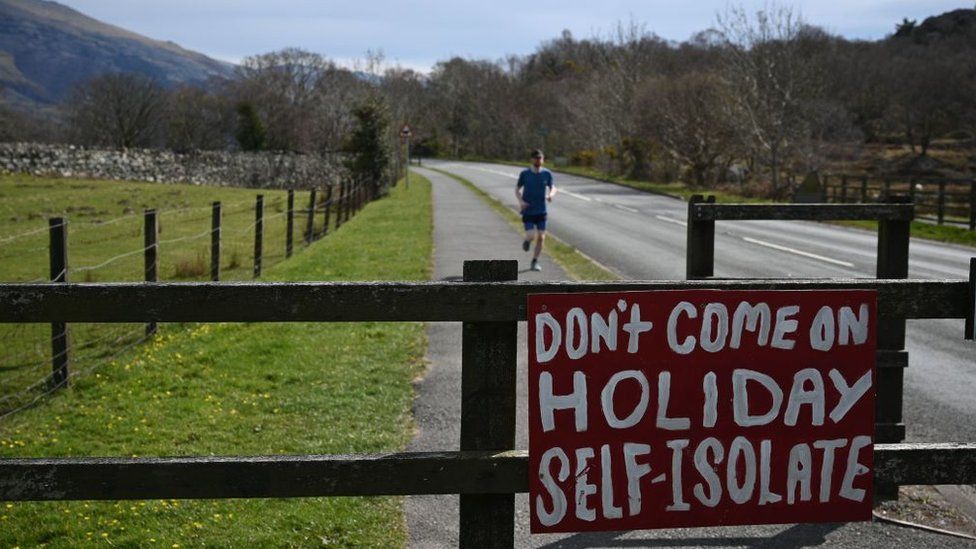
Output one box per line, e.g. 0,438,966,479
345,95,392,189
235,102,267,151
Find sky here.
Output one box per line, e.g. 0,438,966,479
59,0,974,72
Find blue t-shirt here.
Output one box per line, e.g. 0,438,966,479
517,168,554,216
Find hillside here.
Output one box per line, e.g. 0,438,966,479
0,0,234,109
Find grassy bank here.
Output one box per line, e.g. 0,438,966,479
0,175,433,547
425,167,619,280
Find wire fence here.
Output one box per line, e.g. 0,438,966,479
0,180,379,418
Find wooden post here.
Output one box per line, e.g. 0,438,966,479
821,174,829,202
876,195,911,445
969,181,976,231
144,209,158,337
883,179,892,201
305,188,316,244
253,195,263,279
861,175,868,203
286,190,294,258
908,178,917,204
49,217,69,389
967,257,976,340
336,182,346,230
322,185,333,237
937,181,946,225
210,202,221,282
459,260,518,549
841,175,848,203
686,195,715,280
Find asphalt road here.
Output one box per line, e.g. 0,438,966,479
426,159,976,445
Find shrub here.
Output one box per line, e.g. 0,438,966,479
174,253,207,279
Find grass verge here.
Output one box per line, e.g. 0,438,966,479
424,167,619,280
0,175,433,547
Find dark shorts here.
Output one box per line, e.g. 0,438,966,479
522,213,547,231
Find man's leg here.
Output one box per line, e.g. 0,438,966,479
534,231,546,259
522,225,536,252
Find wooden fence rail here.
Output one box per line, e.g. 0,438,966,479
822,174,976,229
686,197,914,447
2,444,975,502
0,279,968,323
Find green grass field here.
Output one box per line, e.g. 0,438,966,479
0,175,339,412
0,174,433,547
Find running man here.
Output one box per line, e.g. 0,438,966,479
516,149,557,272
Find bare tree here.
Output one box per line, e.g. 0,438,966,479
235,48,358,152
716,6,826,193
641,72,738,186
67,73,165,148
165,83,233,151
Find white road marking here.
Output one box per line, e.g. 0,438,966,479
561,189,592,202
470,166,518,179
613,204,638,213
655,215,688,227
742,236,856,268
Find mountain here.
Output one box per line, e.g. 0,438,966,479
0,0,234,110
893,8,976,46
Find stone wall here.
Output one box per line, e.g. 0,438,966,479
0,143,345,188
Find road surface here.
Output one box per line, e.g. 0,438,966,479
427,159,976,445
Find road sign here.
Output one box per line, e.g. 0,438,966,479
529,289,876,534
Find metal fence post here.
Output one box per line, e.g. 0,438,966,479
49,217,69,389
305,188,317,244
460,260,518,549
211,202,221,282
686,194,715,280
286,190,294,258
144,209,158,337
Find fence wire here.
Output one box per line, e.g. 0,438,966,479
0,185,378,417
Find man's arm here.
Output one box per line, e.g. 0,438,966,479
547,175,557,201
516,173,529,211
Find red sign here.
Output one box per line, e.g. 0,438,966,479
528,290,876,533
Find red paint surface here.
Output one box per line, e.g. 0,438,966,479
528,290,876,533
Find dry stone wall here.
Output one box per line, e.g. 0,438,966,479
0,143,344,188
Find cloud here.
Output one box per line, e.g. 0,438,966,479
58,0,971,73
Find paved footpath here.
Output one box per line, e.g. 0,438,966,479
405,168,972,548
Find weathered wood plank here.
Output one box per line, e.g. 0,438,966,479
460,261,518,549
691,203,915,221
0,279,967,323
1,445,974,501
